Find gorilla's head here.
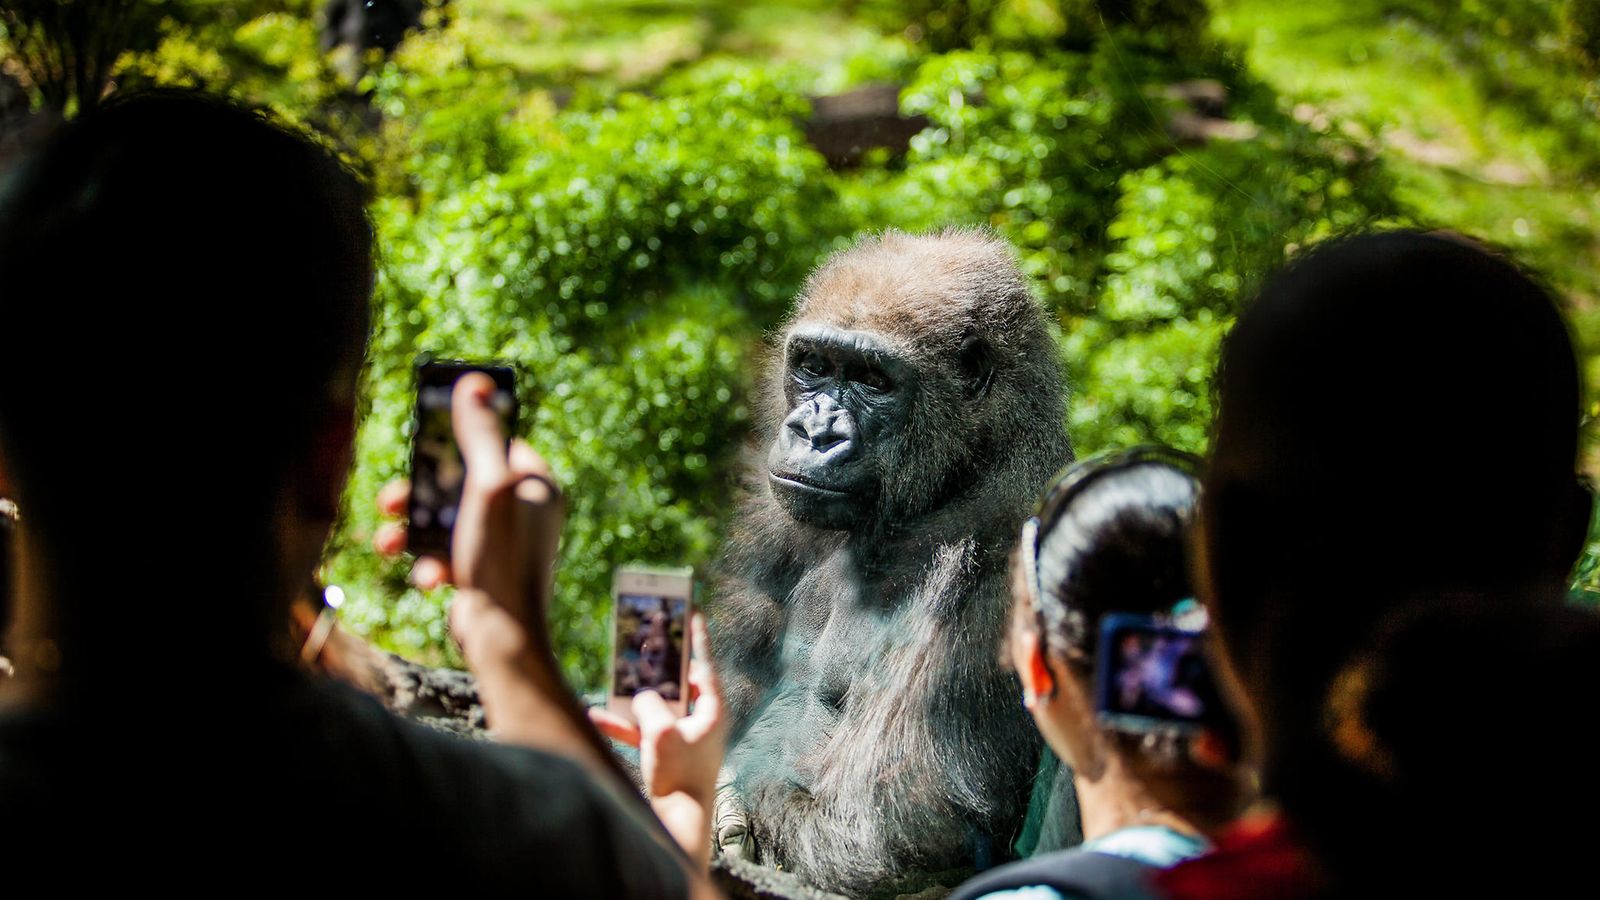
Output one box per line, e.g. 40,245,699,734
763,228,1069,533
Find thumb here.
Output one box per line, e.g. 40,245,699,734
452,372,510,487
631,689,678,741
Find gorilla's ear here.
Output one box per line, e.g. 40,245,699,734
959,334,997,401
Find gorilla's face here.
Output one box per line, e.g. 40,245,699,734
767,323,910,529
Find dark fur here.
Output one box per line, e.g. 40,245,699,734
710,228,1074,896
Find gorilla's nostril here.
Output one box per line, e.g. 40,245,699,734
812,433,847,452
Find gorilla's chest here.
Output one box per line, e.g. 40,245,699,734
736,547,936,752
785,549,908,668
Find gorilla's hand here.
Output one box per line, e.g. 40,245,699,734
713,769,755,860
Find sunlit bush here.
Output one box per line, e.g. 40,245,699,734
327,50,853,688
86,2,1443,681
856,38,1398,457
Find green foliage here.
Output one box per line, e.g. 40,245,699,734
843,34,1397,456
1,0,142,115
1076,143,1397,449
319,9,1399,680
1391,0,1600,178
324,40,854,688
98,0,371,162
864,0,1209,52
862,33,1251,305
1565,0,1600,71
79,0,1598,675
329,290,754,685
887,47,1148,304
363,30,533,200
1066,313,1225,453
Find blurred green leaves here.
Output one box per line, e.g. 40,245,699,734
25,1,1462,685
325,47,854,688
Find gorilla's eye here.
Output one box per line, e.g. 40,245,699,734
798,353,832,378
859,368,894,394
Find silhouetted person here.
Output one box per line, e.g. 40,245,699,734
0,91,691,892
1163,231,1593,896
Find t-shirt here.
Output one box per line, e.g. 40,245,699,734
0,663,689,894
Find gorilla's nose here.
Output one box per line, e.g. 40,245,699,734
793,398,857,462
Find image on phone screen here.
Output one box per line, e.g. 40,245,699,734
613,592,687,702
1096,616,1214,733
407,360,517,560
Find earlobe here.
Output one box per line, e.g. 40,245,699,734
1015,628,1055,707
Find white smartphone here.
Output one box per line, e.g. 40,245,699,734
608,565,695,723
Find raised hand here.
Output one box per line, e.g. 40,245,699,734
591,614,728,868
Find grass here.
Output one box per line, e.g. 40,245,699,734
1210,0,1600,463
449,0,893,89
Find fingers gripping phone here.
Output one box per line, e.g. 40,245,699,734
407,358,518,561
609,566,695,723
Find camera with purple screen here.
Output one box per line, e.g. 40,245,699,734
1093,613,1216,734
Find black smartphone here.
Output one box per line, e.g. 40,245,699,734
407,358,518,560
1094,613,1217,735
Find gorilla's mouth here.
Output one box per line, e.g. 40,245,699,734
769,471,856,495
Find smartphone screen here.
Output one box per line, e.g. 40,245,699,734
609,566,694,722
407,359,518,560
1094,613,1216,734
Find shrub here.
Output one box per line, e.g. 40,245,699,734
326,51,856,690
91,3,1421,681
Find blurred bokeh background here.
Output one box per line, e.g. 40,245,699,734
6,0,1600,691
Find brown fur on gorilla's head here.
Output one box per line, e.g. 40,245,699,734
793,227,1039,347
761,226,1070,539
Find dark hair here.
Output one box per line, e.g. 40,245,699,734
1201,230,1589,888
1207,230,1583,605
1325,596,1600,893
0,91,372,668
1028,447,1201,666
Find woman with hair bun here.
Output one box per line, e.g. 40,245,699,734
952,448,1246,900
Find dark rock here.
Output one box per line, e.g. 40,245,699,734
803,84,929,169
1158,79,1228,118
372,649,488,729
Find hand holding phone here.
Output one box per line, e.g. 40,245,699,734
383,369,559,627
407,359,519,561
591,613,728,869
373,374,648,798
607,566,695,723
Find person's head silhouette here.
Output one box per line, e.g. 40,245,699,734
0,91,372,694
1197,230,1589,890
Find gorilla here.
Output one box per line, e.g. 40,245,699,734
709,228,1075,896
